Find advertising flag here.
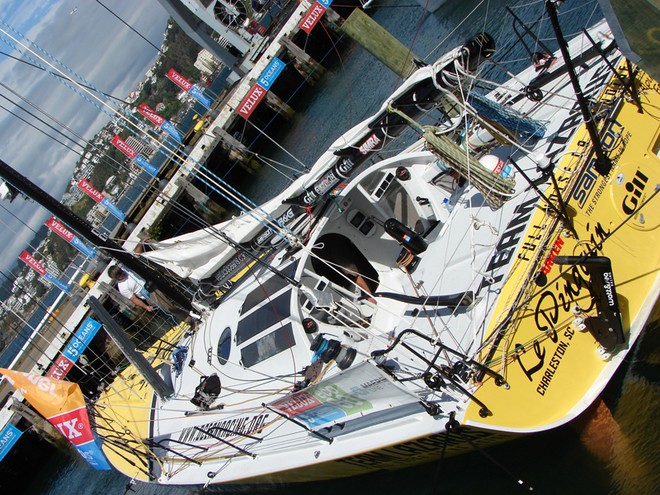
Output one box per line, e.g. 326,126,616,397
18,251,70,293
300,1,333,34
45,217,96,258
166,68,211,108
138,103,182,143
0,369,111,470
237,56,286,119
77,179,126,220
18,250,46,276
0,424,22,462
111,136,159,177
47,318,102,380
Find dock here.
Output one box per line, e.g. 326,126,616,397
0,0,371,465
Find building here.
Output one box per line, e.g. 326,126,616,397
195,49,223,75
125,136,157,160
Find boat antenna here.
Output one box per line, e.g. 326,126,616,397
545,0,612,176
0,158,193,310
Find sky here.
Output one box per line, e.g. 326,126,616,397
0,0,170,274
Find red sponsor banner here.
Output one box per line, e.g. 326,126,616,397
46,354,74,380
166,68,193,91
46,217,75,242
138,103,164,126
111,135,138,160
299,2,326,34
237,84,267,119
50,407,95,446
77,179,103,202
19,250,47,276
0,369,110,470
270,390,322,417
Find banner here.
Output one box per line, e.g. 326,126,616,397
237,56,286,119
138,103,182,143
45,217,96,258
0,424,22,462
166,68,211,108
18,251,70,293
18,250,46,276
111,136,159,177
77,179,125,220
46,318,102,380
0,369,111,470
269,362,417,429
299,0,333,34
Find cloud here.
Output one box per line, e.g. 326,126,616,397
0,0,170,272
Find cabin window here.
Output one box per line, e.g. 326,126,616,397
217,327,231,365
240,323,295,368
236,290,292,345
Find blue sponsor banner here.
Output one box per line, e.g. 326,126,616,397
188,85,211,108
44,273,70,293
161,120,182,143
317,0,333,8
0,424,22,462
100,197,125,221
257,57,286,90
70,236,96,258
62,318,102,363
76,438,111,470
135,155,159,177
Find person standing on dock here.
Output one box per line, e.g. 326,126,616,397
108,261,192,325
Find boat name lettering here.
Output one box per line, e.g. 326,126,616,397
541,238,564,275
476,197,536,296
535,338,571,396
358,134,382,155
621,169,649,215
515,221,607,384
178,414,269,443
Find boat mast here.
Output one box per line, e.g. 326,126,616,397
0,158,193,310
545,0,612,175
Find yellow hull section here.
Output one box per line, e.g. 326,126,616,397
466,66,660,430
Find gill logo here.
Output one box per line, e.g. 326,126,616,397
622,169,649,215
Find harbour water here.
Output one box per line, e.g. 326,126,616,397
16,1,660,494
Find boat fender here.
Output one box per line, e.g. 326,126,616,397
466,126,496,151
479,154,515,179
384,218,428,255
